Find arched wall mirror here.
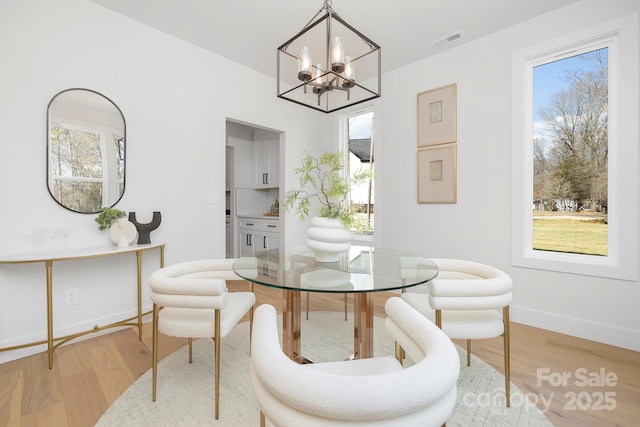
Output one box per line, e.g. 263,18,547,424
47,88,126,213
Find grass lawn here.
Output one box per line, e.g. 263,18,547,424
533,214,608,256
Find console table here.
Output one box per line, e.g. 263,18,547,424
0,243,165,368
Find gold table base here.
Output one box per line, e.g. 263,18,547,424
282,290,374,361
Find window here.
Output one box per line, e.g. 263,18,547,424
344,109,375,238
49,123,105,213
511,16,638,280
532,47,609,256
49,122,123,213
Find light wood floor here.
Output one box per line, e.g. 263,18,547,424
1,281,638,427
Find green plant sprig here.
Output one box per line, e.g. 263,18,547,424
284,150,372,230
95,207,126,231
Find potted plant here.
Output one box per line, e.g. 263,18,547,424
95,207,126,231
284,150,372,261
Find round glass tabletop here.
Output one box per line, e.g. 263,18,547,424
232,245,438,293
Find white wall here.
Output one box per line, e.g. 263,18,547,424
0,0,325,362
377,0,640,351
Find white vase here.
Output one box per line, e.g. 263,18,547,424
306,216,353,262
109,217,137,247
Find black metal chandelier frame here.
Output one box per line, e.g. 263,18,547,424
277,0,381,113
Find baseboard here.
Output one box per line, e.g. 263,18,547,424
0,305,154,364
511,305,640,352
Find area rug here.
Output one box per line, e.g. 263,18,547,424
96,311,552,426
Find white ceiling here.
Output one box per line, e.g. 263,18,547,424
90,0,580,78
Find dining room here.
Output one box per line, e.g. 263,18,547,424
1,0,639,425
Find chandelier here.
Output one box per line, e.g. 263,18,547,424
277,0,381,113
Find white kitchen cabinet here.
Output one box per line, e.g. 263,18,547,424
238,218,279,258
238,217,279,274
254,130,279,189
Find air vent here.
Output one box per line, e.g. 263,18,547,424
430,31,464,49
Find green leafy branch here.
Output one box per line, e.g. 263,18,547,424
284,151,372,230
95,207,126,231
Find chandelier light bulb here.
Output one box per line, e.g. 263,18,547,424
331,37,345,73
313,64,325,85
298,46,312,81
342,56,355,88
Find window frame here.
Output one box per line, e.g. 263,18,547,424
511,16,638,281
341,106,375,244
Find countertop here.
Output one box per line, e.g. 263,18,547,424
236,213,280,220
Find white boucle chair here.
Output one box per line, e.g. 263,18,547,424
401,258,513,407
149,258,256,420
250,297,460,427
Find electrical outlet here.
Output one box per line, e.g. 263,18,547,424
65,288,79,306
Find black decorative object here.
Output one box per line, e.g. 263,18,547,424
128,211,161,244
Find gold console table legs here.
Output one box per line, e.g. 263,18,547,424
0,244,165,369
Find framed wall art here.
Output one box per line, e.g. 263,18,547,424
417,83,457,147
417,144,457,203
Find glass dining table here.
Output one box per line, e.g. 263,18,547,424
232,245,438,361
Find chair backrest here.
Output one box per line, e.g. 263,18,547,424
149,259,239,310
384,296,460,373
399,256,436,283
251,299,459,425
427,258,513,311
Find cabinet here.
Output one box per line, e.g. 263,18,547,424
254,130,279,189
239,218,279,257
238,217,279,274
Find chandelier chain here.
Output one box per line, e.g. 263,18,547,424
299,0,334,35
